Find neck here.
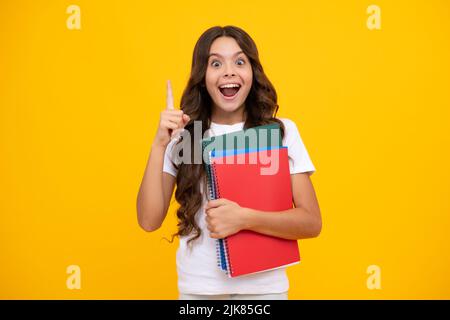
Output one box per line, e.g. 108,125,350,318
211,104,246,125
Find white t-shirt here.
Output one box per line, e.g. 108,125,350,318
162,117,315,294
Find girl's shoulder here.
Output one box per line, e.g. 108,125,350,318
276,117,299,133
275,117,306,147
276,117,316,175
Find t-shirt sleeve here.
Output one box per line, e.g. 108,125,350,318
281,118,316,175
162,138,179,177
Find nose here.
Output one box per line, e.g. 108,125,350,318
224,71,236,77
223,62,236,78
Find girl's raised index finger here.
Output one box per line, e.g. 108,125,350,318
166,79,174,110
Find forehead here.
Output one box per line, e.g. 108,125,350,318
209,36,243,57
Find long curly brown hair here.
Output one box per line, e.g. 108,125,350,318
165,25,285,247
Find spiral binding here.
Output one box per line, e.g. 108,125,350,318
206,150,215,201
208,150,224,271
211,152,233,276
216,240,222,268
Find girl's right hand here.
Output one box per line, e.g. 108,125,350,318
153,80,190,149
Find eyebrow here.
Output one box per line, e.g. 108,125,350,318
208,51,244,59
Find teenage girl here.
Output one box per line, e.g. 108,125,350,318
136,25,321,300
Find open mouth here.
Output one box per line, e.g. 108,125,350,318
218,83,241,99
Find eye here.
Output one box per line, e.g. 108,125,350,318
236,58,245,65
211,60,221,67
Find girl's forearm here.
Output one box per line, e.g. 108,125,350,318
242,207,322,240
136,144,167,231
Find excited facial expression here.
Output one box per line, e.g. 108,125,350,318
205,36,253,118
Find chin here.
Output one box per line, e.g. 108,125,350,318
214,100,244,113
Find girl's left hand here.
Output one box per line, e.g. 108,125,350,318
205,198,247,239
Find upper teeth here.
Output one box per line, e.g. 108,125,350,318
219,83,240,88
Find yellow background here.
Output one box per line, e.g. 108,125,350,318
1,0,449,299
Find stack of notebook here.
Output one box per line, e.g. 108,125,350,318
202,123,301,278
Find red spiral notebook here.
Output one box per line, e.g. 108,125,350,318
210,146,300,277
